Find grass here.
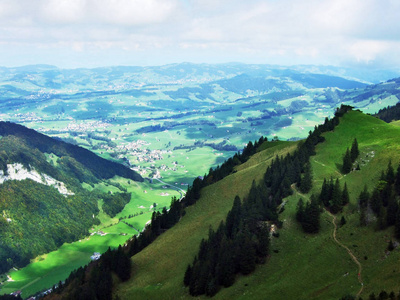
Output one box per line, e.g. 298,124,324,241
115,140,298,299
0,175,182,298
115,111,400,300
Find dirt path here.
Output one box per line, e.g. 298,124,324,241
312,159,343,179
153,178,186,200
325,210,364,298
291,183,306,198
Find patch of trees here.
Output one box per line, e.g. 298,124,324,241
44,137,272,299
358,161,400,235
318,178,350,214
164,85,215,101
136,120,216,134
184,195,270,296
47,246,131,300
341,289,400,300
45,105,354,298
342,138,360,174
101,192,131,217
43,197,185,299
184,106,352,296
173,140,238,152
246,110,277,122
296,195,321,233
296,173,350,233
0,180,99,274
0,295,22,300
375,101,400,123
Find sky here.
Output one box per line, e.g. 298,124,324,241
0,0,399,69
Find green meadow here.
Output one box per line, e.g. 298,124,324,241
0,175,183,298
115,111,400,299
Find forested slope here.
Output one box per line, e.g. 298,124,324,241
116,110,400,299
0,124,136,274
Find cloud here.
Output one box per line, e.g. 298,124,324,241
0,0,399,68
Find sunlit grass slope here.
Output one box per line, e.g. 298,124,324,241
116,141,298,299
118,110,400,300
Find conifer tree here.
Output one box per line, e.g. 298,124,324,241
377,205,387,230
350,138,359,162
370,189,381,215
319,178,329,206
299,162,312,193
305,194,321,233
342,148,352,174
395,163,400,195
386,160,395,184
296,198,305,222
330,178,342,214
360,206,367,227
386,196,398,226
342,182,350,205
184,264,192,286
358,185,369,208
395,210,400,239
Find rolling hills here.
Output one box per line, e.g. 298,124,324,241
111,109,400,300
2,64,400,299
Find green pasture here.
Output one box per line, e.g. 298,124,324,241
0,175,182,298
115,111,400,300
1,233,130,297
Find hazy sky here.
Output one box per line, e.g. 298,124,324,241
0,0,399,68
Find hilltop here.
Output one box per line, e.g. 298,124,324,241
0,122,141,276
110,109,400,300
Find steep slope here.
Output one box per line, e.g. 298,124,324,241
116,111,400,299
0,122,143,182
0,123,139,275
115,141,298,299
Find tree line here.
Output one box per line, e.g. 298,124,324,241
184,105,353,296
42,105,353,299
358,160,400,236
40,134,271,299
47,246,131,300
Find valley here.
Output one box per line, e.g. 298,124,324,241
0,64,400,298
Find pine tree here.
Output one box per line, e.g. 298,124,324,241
387,196,398,226
330,178,342,214
395,210,400,239
350,138,359,162
236,230,256,275
370,189,381,215
299,162,312,193
377,205,387,230
395,163,400,195
301,195,321,233
184,264,192,286
296,198,305,222
342,148,352,174
386,160,395,184
319,178,329,207
342,182,350,205
358,185,369,208
360,206,367,226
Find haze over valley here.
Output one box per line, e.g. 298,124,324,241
1,1,400,299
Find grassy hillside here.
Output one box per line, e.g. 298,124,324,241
116,111,400,299
0,122,145,296
115,141,298,299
